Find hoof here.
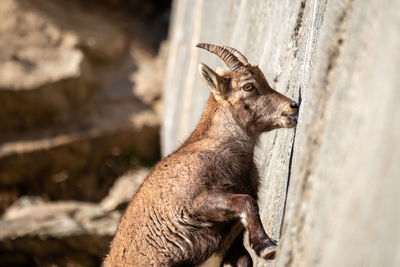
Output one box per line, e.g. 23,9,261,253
251,238,277,260
260,244,277,260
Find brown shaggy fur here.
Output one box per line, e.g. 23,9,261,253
104,45,298,267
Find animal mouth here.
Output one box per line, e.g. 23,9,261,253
282,113,298,125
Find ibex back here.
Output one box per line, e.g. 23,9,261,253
104,43,299,267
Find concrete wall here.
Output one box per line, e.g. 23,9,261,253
162,0,400,266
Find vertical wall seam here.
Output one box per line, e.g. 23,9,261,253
279,88,302,237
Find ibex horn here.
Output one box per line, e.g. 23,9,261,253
196,43,249,70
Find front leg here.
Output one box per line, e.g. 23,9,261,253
192,192,277,260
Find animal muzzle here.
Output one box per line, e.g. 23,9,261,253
280,101,299,128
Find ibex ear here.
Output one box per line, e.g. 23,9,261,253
198,63,226,96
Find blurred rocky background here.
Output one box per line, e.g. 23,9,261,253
0,0,170,266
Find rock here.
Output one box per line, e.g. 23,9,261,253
0,198,120,266
130,41,169,109
0,0,169,265
162,0,400,266
0,0,166,214
27,0,128,62
94,39,167,118
0,0,94,133
101,168,150,211
0,0,131,133
3,196,44,218
0,100,159,209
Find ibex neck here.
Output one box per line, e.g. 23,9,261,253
184,96,256,155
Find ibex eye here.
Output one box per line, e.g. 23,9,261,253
243,83,253,91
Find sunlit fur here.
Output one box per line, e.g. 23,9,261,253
104,45,298,267
214,65,298,135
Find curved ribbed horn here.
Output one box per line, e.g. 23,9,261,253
222,46,249,65
196,43,246,70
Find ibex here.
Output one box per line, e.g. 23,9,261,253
104,43,299,266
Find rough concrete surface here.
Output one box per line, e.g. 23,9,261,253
162,0,400,266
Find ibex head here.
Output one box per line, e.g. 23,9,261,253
197,43,298,136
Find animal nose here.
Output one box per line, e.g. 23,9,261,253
290,102,298,109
